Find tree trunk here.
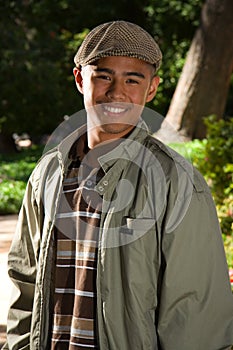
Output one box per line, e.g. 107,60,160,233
157,0,233,142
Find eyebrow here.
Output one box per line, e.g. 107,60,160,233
94,67,145,79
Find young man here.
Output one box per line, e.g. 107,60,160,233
3,21,233,350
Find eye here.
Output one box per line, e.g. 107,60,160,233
126,78,139,84
96,74,111,81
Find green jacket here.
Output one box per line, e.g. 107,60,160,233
3,121,233,350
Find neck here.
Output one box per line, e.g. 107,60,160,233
87,125,135,149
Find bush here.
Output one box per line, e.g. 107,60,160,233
168,139,206,169
199,116,233,237
170,116,233,237
0,160,36,182
0,180,26,214
223,234,233,269
169,117,233,271
200,116,233,203
0,146,42,214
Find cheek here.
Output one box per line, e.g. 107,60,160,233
83,80,105,97
82,88,93,107
132,89,149,105
82,82,94,100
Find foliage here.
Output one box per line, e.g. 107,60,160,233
0,146,43,214
145,0,203,114
0,1,82,136
168,138,206,167
169,117,233,270
0,146,42,171
169,116,233,237
217,195,233,240
0,180,26,214
0,0,150,137
1,0,233,141
223,234,233,269
199,116,233,237
0,0,205,138
0,160,36,182
199,116,233,202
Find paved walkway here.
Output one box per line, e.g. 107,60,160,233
0,215,18,347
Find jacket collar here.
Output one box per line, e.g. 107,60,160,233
55,118,149,171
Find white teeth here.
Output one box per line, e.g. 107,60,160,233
103,106,126,114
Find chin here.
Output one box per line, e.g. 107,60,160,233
101,123,134,135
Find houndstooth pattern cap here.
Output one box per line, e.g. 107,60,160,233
74,21,162,71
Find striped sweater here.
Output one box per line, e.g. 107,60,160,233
51,135,106,349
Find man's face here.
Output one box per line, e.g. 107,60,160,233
74,56,159,142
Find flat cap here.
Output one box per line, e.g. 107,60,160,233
74,20,162,71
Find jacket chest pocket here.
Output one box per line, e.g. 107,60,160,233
101,215,157,248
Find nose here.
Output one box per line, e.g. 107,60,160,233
106,80,126,101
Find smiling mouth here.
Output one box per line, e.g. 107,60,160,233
103,106,127,114
101,103,130,117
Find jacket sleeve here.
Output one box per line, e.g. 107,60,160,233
2,178,43,350
157,169,233,350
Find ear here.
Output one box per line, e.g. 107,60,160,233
146,76,160,103
73,67,83,94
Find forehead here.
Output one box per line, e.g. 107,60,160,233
88,56,155,74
